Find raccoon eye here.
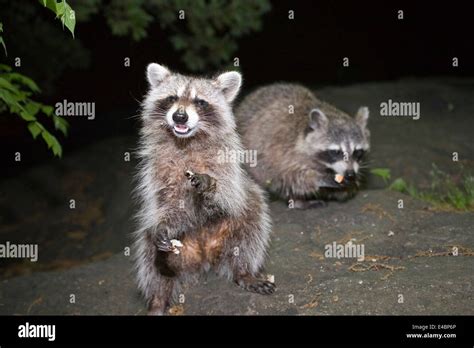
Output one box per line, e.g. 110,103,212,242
353,149,365,161
194,98,208,108
165,95,178,103
328,150,343,158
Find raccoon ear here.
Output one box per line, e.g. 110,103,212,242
355,106,369,129
146,63,170,87
215,71,242,103
309,108,328,130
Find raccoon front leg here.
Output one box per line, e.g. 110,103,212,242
185,170,216,193
292,198,327,209
185,170,222,217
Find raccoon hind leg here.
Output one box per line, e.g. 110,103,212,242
235,273,276,295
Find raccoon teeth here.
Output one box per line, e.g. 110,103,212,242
174,124,189,134
334,174,344,184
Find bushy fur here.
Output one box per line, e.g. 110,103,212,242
133,64,274,315
236,83,370,208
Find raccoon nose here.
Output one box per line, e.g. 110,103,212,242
172,111,188,124
345,170,356,181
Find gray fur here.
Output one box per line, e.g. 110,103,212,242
133,64,274,315
236,83,370,205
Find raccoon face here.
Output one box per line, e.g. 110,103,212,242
143,63,241,138
305,107,370,187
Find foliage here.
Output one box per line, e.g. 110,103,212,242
70,0,271,71
0,64,69,156
0,0,270,157
370,168,391,183
104,0,153,41
41,0,77,37
389,164,474,211
0,1,89,94
0,1,76,157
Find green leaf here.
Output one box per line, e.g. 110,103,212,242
40,0,76,37
41,130,54,148
0,76,20,93
41,0,58,12
0,64,12,72
370,168,391,183
56,1,76,38
6,73,41,92
25,101,42,116
28,122,42,139
19,109,37,121
53,115,69,136
48,132,63,157
41,105,54,115
389,178,408,193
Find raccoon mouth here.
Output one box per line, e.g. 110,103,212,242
173,124,190,135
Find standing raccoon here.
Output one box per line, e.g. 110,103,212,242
237,83,370,209
133,63,275,315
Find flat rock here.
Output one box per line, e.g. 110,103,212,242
1,190,473,315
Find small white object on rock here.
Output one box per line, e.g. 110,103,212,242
266,274,275,283
358,280,363,285
388,231,395,237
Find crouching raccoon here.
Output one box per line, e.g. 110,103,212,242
236,83,370,209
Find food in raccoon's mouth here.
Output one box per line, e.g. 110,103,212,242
185,170,194,178
170,239,183,254
334,174,344,184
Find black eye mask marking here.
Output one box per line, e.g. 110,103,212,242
353,149,366,161
166,95,178,103
192,99,222,128
194,98,208,108
317,149,344,163
154,95,178,115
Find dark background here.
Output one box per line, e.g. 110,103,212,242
1,1,473,174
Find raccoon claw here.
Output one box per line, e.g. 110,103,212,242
251,280,276,295
235,276,276,295
154,236,175,253
185,171,215,193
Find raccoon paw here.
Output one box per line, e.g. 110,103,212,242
148,306,165,316
293,199,327,209
185,170,216,193
148,296,169,316
153,235,175,253
235,275,276,295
